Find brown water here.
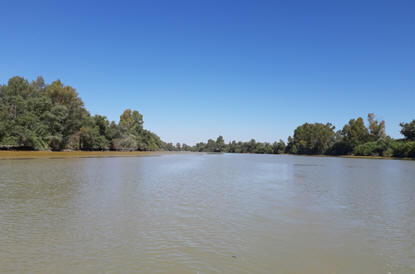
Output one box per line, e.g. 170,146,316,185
0,154,414,273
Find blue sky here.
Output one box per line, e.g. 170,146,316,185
1,0,414,145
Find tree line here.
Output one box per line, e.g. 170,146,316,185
189,114,415,159
0,76,165,151
1,76,414,158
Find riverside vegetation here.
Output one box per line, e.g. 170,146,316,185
1,76,414,159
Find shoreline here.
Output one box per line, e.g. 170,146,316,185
0,150,191,160
339,154,413,161
0,150,413,161
280,153,414,161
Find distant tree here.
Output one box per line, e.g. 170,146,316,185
181,143,191,151
215,136,225,152
93,115,110,139
272,139,286,154
340,117,369,154
79,126,108,150
289,123,335,155
367,113,386,141
400,120,415,141
1,76,413,158
112,135,137,151
119,109,143,135
165,142,175,151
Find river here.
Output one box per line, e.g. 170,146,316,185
0,153,414,273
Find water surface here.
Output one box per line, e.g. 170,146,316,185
1,154,414,273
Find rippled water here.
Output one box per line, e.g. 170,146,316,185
0,154,414,273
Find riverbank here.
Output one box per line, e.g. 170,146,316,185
0,150,186,159
0,150,413,161
286,153,414,161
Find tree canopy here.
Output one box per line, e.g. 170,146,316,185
400,120,415,141
0,76,166,151
287,123,335,155
0,76,413,158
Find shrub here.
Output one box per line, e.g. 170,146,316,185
353,142,378,156
390,141,415,158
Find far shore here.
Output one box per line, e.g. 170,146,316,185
0,150,413,161
290,153,414,161
0,150,194,160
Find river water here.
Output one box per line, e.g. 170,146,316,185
0,153,414,273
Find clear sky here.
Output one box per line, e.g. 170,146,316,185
1,1,414,145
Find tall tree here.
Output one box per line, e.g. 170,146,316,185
340,117,369,153
367,113,386,141
400,120,415,141
289,123,335,155
119,109,143,135
216,136,225,152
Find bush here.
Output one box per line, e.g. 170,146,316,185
353,142,378,156
329,141,350,155
0,136,20,149
390,141,415,158
46,135,62,151
112,135,137,151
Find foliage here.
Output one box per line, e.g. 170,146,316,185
191,137,286,155
340,117,369,154
367,113,386,141
1,76,414,159
287,123,335,155
112,135,137,151
0,76,165,151
389,140,415,158
400,120,415,141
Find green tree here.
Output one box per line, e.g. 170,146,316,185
206,139,216,152
119,109,143,135
0,76,165,151
79,126,108,150
216,136,225,152
93,115,110,139
367,113,386,141
340,117,369,154
272,140,286,154
400,120,415,141
289,123,335,155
